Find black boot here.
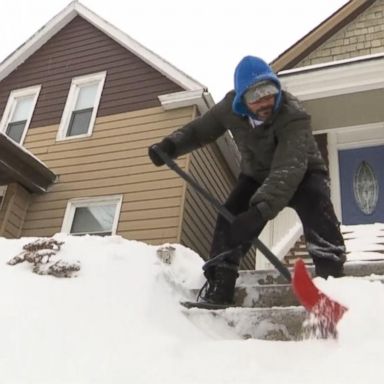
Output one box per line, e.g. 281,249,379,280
198,261,239,305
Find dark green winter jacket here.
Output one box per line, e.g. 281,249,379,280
166,90,327,220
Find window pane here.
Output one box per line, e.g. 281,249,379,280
70,204,116,234
353,160,379,215
75,83,98,110
12,96,34,121
67,108,93,136
6,120,27,143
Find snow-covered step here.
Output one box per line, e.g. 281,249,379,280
181,306,307,341
236,274,384,308
190,283,298,308
235,284,298,307
238,259,384,286
190,271,384,309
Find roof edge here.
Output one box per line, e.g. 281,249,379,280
0,1,206,91
0,2,77,82
279,53,384,101
271,0,375,72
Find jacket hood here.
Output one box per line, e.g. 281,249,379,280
232,56,282,117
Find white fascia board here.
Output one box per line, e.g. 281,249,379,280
159,90,214,114
0,1,206,91
278,52,384,76
279,55,384,101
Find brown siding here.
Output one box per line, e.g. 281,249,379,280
181,145,232,258
21,106,194,244
0,16,183,127
0,183,31,238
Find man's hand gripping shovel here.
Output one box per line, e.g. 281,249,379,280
153,146,347,338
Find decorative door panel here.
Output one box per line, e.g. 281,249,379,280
338,145,384,225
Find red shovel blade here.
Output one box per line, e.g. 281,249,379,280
292,259,348,338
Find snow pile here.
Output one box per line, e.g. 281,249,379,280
0,229,383,383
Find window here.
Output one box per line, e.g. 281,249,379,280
57,71,106,140
61,195,122,236
0,86,41,144
353,160,379,215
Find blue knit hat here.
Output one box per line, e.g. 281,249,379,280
232,56,282,117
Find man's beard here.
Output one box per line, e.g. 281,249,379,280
256,107,273,121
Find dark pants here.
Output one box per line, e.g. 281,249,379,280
210,172,346,269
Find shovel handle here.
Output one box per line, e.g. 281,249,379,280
153,146,292,282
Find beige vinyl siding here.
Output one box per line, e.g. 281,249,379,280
21,106,194,244
296,1,384,67
0,183,31,238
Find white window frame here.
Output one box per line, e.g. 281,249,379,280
61,195,122,236
57,71,106,141
0,85,41,145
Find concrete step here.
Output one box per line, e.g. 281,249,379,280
238,259,384,286
182,305,307,341
235,284,298,307
192,283,298,308
192,270,384,309
181,260,384,341
237,274,384,308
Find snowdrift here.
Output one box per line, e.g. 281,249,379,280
0,233,384,383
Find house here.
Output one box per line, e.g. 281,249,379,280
2,1,382,272
0,2,256,267
256,0,384,268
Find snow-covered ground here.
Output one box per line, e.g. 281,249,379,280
1,224,384,384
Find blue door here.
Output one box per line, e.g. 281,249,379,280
338,145,384,225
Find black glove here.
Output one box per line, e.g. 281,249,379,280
148,138,176,166
229,206,265,247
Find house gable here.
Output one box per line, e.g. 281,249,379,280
0,16,184,129
296,0,384,67
271,0,376,71
0,1,205,92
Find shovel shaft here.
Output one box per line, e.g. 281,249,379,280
153,146,292,282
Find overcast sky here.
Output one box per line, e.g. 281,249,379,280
0,0,348,101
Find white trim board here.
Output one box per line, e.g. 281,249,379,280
279,55,384,101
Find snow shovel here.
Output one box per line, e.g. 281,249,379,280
153,146,347,337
